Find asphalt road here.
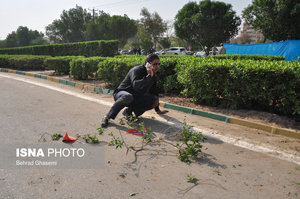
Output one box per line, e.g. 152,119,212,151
0,73,299,199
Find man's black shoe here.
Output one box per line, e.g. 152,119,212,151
101,115,109,128
122,108,131,119
122,108,136,122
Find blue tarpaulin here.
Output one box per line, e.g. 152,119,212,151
224,40,300,61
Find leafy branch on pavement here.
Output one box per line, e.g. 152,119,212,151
38,132,63,142
187,173,199,184
98,118,207,163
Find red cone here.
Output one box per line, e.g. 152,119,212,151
63,131,77,142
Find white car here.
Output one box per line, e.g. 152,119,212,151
154,49,165,55
164,47,187,55
194,51,206,57
120,49,130,55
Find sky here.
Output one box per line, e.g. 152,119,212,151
0,0,252,40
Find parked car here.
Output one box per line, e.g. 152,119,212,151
186,50,192,55
209,47,221,55
194,51,206,57
164,47,187,55
120,49,130,55
154,49,165,55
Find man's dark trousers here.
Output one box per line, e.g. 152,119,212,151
107,90,158,119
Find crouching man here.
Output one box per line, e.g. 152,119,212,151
101,54,168,127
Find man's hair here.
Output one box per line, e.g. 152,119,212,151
220,43,224,46
145,53,159,64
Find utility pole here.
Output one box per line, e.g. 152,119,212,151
88,7,99,22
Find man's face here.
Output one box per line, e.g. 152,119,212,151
150,59,160,73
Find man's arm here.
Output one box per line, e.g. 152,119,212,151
155,105,169,114
130,66,154,94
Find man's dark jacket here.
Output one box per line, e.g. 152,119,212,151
114,65,159,98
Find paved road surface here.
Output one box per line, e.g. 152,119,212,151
0,73,299,199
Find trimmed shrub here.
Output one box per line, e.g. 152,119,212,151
70,57,105,80
156,55,184,93
97,56,144,87
0,55,50,70
44,56,84,75
108,55,185,93
0,40,119,57
176,58,300,116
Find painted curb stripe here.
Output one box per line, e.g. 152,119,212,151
164,103,192,114
86,85,94,92
25,72,35,77
94,87,114,96
192,109,228,122
34,74,41,78
271,127,300,139
8,70,16,73
40,75,47,80
66,80,75,87
229,117,300,139
47,76,59,83
163,102,228,122
75,83,84,89
59,79,67,85
16,71,25,75
230,117,273,132
94,87,101,93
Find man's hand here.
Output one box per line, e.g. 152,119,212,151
146,62,154,77
156,109,169,114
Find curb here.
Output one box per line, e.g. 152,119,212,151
1,67,299,140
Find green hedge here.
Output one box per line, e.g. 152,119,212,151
176,58,300,116
44,56,84,75
0,40,119,57
156,55,185,93
208,54,286,61
0,55,50,70
96,55,185,92
70,57,105,80
97,56,144,87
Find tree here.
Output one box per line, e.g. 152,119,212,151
46,5,92,42
242,0,300,41
159,37,171,49
86,12,137,48
86,11,111,41
108,15,137,47
174,0,241,55
0,40,6,48
5,32,18,47
140,8,167,49
137,23,153,51
3,26,46,48
45,20,64,43
16,26,31,46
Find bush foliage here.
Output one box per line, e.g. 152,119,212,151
0,55,50,70
44,56,84,74
70,57,105,80
97,56,144,87
176,58,300,116
0,40,118,57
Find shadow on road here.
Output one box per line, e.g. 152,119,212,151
108,115,226,170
